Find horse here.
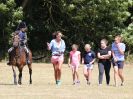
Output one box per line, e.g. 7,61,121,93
9,34,32,85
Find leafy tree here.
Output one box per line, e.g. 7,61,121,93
0,0,23,58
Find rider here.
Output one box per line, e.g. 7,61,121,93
7,21,30,65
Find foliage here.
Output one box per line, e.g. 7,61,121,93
0,0,23,58
0,0,133,60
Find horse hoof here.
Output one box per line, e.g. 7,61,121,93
30,81,32,84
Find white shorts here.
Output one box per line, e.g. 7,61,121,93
84,64,93,70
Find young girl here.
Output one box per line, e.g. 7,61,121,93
82,44,96,85
68,44,81,85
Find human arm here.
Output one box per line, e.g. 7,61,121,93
97,52,105,59
78,52,81,64
116,43,125,55
112,50,118,62
60,40,66,54
102,51,111,59
47,40,53,50
82,58,84,64
68,53,71,67
90,51,96,64
90,58,96,65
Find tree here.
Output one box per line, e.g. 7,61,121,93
0,0,23,58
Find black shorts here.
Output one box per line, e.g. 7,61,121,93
112,61,124,69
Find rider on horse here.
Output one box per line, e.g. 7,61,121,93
7,21,31,65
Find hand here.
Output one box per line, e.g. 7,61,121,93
116,43,120,48
114,57,118,62
89,62,93,65
100,56,105,59
47,42,51,50
47,42,50,47
68,64,71,68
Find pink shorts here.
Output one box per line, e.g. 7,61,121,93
51,55,64,64
70,62,80,69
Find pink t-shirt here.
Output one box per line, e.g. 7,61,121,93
70,51,80,66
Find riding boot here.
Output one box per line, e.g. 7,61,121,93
26,53,30,65
7,53,11,65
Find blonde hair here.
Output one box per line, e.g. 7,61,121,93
72,44,78,49
101,39,108,45
85,44,91,49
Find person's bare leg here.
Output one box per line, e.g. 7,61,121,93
114,66,118,87
75,67,79,81
53,63,58,83
57,61,63,81
118,69,124,86
72,69,76,84
88,69,92,85
83,68,89,84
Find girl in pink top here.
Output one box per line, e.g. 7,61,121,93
68,44,81,85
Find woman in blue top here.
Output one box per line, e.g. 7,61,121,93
112,35,126,87
47,31,66,85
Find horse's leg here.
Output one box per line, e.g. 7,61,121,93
28,64,32,84
18,66,23,85
12,66,17,85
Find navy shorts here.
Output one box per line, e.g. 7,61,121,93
112,61,124,69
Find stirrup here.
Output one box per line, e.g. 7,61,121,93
27,60,30,64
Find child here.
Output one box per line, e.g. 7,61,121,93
82,44,96,85
68,44,81,85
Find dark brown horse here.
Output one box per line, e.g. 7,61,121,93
9,34,32,85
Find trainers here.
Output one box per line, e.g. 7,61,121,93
121,82,124,86
72,82,75,85
56,80,61,86
98,84,102,86
76,80,80,84
87,81,91,85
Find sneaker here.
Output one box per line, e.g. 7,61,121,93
56,80,58,84
121,82,124,86
87,81,91,85
98,84,102,86
72,82,75,85
76,80,80,84
56,80,61,86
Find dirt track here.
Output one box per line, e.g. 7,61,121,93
0,63,133,99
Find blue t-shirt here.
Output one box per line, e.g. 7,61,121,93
18,31,27,42
49,39,66,56
112,42,126,61
83,51,96,64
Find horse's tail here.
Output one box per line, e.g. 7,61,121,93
32,55,47,60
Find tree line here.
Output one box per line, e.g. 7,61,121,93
0,0,133,61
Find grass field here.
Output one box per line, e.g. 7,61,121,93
0,62,133,99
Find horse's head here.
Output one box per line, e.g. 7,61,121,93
13,34,20,48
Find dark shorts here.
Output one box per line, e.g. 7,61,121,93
112,61,124,69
